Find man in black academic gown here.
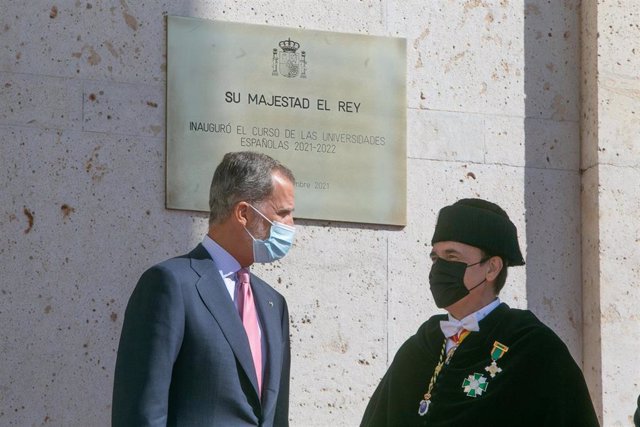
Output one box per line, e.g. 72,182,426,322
361,198,599,427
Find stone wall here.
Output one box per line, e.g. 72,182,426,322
1,1,636,425
581,1,640,425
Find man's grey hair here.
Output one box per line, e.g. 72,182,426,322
208,151,295,224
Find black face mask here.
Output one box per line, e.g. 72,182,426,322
429,258,488,308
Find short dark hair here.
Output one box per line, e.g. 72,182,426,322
208,151,295,224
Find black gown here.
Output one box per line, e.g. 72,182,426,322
361,303,599,427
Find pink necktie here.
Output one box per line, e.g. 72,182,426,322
237,268,262,395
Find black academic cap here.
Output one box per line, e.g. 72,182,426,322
431,198,525,266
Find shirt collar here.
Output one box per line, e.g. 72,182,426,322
202,235,242,279
448,297,501,326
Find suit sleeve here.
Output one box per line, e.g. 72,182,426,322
273,298,291,427
112,265,185,427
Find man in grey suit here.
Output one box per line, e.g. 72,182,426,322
112,151,296,426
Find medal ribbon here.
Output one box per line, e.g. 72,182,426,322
484,341,509,379
450,329,471,346
490,341,508,361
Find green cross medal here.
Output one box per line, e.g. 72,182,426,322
485,341,509,378
462,373,488,397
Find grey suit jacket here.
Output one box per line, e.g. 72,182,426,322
112,244,290,426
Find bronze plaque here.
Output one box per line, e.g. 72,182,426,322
167,16,406,225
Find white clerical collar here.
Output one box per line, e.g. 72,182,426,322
202,235,241,280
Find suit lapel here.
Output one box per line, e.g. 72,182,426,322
189,245,261,400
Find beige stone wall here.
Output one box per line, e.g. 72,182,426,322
582,1,640,425
1,1,635,425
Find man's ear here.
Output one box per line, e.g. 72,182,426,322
486,256,504,282
233,201,250,227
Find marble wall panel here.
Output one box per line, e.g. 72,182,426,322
409,110,581,170
0,72,82,129
581,2,640,424
597,0,640,168
388,0,580,118
597,165,640,426
486,116,580,170
388,0,525,116
0,126,205,425
408,109,485,162
82,81,164,137
580,0,599,171
224,0,388,34
0,1,387,85
523,0,581,121
597,1,640,78
0,1,167,84
409,109,580,171
598,77,640,167
522,167,582,360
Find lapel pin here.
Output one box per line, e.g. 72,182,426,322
269,301,274,307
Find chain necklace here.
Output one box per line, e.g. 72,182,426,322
418,330,471,416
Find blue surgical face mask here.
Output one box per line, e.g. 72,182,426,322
244,204,295,263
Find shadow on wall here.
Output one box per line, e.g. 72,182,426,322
522,2,582,358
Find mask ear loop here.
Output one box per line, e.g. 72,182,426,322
247,203,274,226
243,203,268,242
243,226,258,241
465,256,491,269
245,203,276,242
467,278,487,292
248,202,295,232
466,257,491,292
